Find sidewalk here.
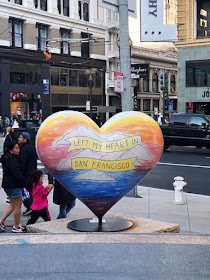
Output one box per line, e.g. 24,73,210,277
0,175,210,234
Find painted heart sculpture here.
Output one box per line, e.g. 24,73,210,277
36,111,163,218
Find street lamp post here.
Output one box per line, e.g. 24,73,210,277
86,69,95,119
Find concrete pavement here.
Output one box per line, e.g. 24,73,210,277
1,137,210,279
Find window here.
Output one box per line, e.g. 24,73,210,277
153,99,159,111
63,0,69,16
172,115,187,127
143,78,149,92
189,116,208,128
69,69,79,86
34,0,38,8
60,29,70,55
170,75,176,92
10,62,41,85
81,32,89,57
79,1,89,21
51,68,59,85
197,0,210,38
9,18,23,48
15,0,22,4
60,68,68,86
57,0,61,13
95,72,102,88
37,24,48,51
40,0,47,11
152,73,158,93
143,99,150,111
79,70,88,87
186,60,210,87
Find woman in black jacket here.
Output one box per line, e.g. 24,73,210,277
0,141,26,233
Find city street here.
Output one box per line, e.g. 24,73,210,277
141,146,210,196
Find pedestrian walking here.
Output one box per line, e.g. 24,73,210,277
26,170,53,226
3,116,10,135
0,115,3,134
53,179,76,219
18,132,37,215
3,127,18,153
0,141,27,233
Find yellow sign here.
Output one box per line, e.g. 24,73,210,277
72,158,136,172
67,136,141,153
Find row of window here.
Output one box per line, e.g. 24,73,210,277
133,74,176,93
9,0,89,19
51,67,103,88
8,19,90,56
186,61,210,87
137,99,177,111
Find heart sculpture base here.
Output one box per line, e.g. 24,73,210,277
68,217,133,232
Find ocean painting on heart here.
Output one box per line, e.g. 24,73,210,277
36,111,164,218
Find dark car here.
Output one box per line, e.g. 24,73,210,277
160,113,210,149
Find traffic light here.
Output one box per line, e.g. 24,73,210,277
160,73,165,91
164,73,168,92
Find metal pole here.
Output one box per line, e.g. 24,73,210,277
119,0,132,112
89,75,93,119
119,0,138,198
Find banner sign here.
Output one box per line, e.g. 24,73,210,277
131,64,149,79
140,0,177,42
43,79,49,95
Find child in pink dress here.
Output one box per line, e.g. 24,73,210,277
26,170,53,225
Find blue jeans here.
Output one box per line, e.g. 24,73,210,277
57,200,76,219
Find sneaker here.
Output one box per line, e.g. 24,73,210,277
0,221,6,231
22,209,32,216
12,226,25,233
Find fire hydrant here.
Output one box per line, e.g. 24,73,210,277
173,176,187,204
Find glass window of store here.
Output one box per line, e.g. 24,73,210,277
10,62,41,85
10,93,42,122
9,18,23,48
79,70,88,87
60,29,70,55
170,75,176,92
51,67,59,85
186,61,210,87
60,68,68,86
197,0,210,38
152,73,158,93
69,69,79,86
15,0,22,4
143,99,150,111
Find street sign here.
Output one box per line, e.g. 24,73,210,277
98,0,137,18
114,72,124,93
169,103,173,112
43,79,49,95
86,101,90,111
140,0,177,41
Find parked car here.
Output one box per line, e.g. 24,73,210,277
160,113,210,149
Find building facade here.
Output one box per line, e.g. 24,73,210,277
130,45,178,120
176,0,210,115
0,0,107,122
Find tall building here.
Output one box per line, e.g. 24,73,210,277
176,0,210,114
0,0,107,122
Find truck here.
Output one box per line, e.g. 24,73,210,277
160,113,210,149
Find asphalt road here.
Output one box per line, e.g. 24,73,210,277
141,146,210,196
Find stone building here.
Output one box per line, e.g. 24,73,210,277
176,0,210,114
0,0,108,122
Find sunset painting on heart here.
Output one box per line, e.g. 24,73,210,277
36,111,164,218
